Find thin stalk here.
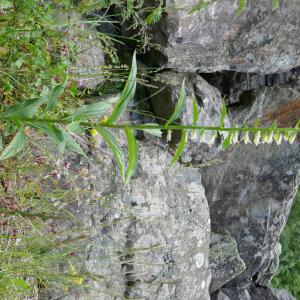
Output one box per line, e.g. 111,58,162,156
0,116,298,133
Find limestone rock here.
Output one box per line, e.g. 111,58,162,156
61,137,211,300
150,0,300,73
201,80,300,289
62,12,106,90
212,286,296,300
209,232,246,294
149,71,230,163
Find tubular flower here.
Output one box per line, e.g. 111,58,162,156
254,131,261,146
274,131,283,145
243,131,251,144
230,131,239,144
266,131,274,144
288,132,297,144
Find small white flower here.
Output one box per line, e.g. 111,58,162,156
288,132,297,144
209,132,217,144
191,130,197,140
254,131,261,146
167,130,172,142
266,131,274,144
230,131,239,144
274,131,283,145
243,131,251,144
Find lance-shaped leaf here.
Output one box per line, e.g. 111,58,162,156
236,0,246,16
222,131,232,150
192,98,199,126
166,79,186,127
169,129,188,165
124,127,138,185
141,123,162,138
45,81,66,111
65,96,118,122
0,128,26,160
145,5,162,25
2,98,46,119
219,98,227,128
96,127,125,179
106,52,137,124
27,121,87,158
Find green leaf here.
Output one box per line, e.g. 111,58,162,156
219,98,227,127
166,79,186,127
0,128,26,160
272,0,280,9
11,278,31,291
28,121,87,158
295,119,300,129
141,123,162,138
222,132,232,150
192,98,199,126
106,52,137,124
63,130,87,158
169,129,188,165
236,0,246,16
65,97,118,122
45,81,66,111
189,0,216,14
145,6,162,25
2,98,46,119
66,122,85,134
96,127,125,178
124,127,138,185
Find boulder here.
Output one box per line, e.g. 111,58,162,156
149,0,300,73
201,79,300,290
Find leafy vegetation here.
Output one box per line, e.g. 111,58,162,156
272,191,300,298
0,0,299,299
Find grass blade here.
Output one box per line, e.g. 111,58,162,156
192,98,199,126
124,127,138,185
169,129,188,165
65,97,118,122
0,128,26,160
106,52,137,124
236,0,246,16
166,79,186,127
96,127,126,179
219,98,227,128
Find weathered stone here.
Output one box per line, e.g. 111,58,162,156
201,80,300,290
149,0,300,73
62,12,106,90
58,134,211,300
212,285,296,300
200,66,300,104
209,232,246,294
149,71,230,163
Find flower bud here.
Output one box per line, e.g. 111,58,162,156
254,131,261,146
243,131,251,144
288,132,297,144
274,131,283,145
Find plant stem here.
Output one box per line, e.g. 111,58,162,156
0,116,299,132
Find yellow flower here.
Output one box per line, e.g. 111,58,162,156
90,128,98,137
72,276,84,285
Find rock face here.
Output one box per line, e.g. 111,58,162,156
150,0,300,73
60,137,211,300
55,1,300,299
209,232,246,294
212,286,296,300
62,12,106,90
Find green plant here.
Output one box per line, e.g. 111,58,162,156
0,52,299,184
272,191,300,298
